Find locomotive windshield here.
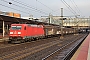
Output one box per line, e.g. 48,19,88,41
11,26,22,30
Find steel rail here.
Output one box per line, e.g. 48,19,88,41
42,34,88,60
62,35,87,60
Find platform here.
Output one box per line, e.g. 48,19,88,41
70,34,90,60
0,35,9,43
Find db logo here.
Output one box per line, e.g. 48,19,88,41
14,31,17,34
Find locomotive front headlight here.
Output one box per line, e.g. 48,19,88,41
18,32,21,34
10,32,13,34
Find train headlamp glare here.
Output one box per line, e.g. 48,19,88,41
10,32,13,34
18,32,21,34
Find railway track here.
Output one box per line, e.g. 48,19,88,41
0,40,62,60
0,33,87,60
43,34,87,60
0,36,62,58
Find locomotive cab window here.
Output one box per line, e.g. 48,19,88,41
24,26,26,30
11,26,22,30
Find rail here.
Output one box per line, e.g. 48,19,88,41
42,34,88,60
62,35,87,60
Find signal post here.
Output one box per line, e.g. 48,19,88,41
60,8,64,39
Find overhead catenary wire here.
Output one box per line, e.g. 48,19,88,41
69,0,80,14
61,0,78,16
0,0,81,18
0,0,32,13
0,0,49,16
71,0,83,16
2,0,47,15
0,3,30,14
62,0,77,14
10,0,48,15
12,0,59,15
36,0,59,15
61,0,75,15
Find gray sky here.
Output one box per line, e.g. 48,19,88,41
0,0,90,18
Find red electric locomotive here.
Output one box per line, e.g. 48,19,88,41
9,24,44,43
